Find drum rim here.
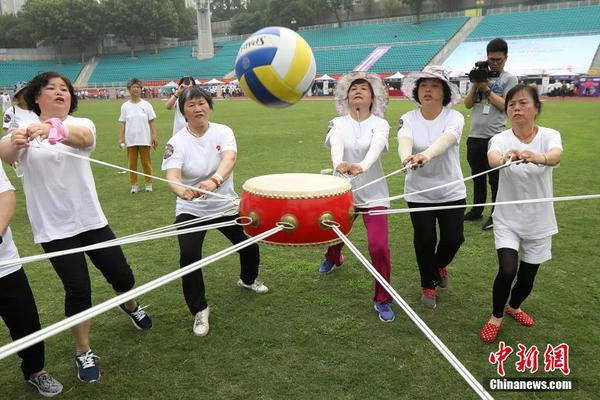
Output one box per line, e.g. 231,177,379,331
242,173,352,199
242,228,353,247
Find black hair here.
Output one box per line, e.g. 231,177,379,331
504,84,542,115
178,86,213,119
127,77,143,89
487,38,508,56
412,78,452,106
25,72,77,116
178,76,196,85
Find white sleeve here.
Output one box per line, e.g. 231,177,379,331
118,103,127,122
329,129,344,168
146,102,157,121
161,140,184,170
487,134,503,155
444,110,464,143
544,129,563,152
357,133,386,171
220,126,237,152
398,136,413,163
0,163,15,194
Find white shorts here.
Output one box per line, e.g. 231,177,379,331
494,228,552,264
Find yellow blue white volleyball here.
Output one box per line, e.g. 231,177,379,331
235,26,316,108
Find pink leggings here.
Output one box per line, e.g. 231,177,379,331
324,206,392,304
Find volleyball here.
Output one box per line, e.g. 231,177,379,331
235,26,316,108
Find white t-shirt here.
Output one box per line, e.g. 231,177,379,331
172,99,186,136
162,122,238,217
0,163,22,278
489,127,563,239
1,94,11,112
324,115,390,208
3,105,38,132
13,116,108,243
118,100,157,146
397,107,466,203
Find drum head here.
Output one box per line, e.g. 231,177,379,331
242,173,351,199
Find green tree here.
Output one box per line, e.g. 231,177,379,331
104,0,149,58
20,0,70,62
140,0,179,54
172,0,197,39
0,14,36,48
321,0,356,27
267,0,318,29
403,0,424,24
211,0,245,22
63,0,106,62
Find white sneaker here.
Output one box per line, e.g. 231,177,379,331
237,279,269,294
145,184,153,192
193,307,210,336
130,184,139,194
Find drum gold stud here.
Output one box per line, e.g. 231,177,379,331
319,212,335,230
247,210,260,228
279,214,299,232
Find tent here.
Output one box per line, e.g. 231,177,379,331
163,81,178,88
315,74,335,81
385,72,405,80
204,78,225,85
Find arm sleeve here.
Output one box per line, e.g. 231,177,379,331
329,129,344,168
357,133,386,171
398,136,413,163
421,133,457,160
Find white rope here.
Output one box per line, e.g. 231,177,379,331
106,208,239,243
330,225,494,400
29,140,237,202
352,164,412,193
366,194,600,216
0,225,283,361
0,219,240,268
356,160,521,207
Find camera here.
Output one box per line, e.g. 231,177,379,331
182,76,192,85
468,61,500,83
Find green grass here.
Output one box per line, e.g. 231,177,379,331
1,98,599,399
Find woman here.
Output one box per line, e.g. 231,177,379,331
0,72,152,383
162,86,267,337
2,81,38,135
118,77,158,193
0,162,63,397
318,71,395,323
480,84,563,343
165,75,196,136
397,65,466,309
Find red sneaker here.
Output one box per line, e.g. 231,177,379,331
480,321,501,343
438,266,449,288
505,306,535,327
421,288,437,309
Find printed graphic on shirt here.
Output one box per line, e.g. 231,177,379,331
3,114,10,123
216,144,221,152
397,118,403,133
163,144,174,159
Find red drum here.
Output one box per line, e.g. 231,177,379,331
240,173,355,246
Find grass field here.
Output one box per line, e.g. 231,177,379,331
1,98,599,400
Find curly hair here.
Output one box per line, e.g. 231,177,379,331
25,72,77,116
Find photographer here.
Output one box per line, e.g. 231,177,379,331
464,38,518,230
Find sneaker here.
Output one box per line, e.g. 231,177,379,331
237,279,269,294
28,372,63,397
145,184,153,192
130,184,139,194
421,288,437,309
193,307,210,336
318,255,344,273
75,350,100,383
374,302,395,322
119,303,153,330
438,266,449,288
482,216,494,231
464,210,483,221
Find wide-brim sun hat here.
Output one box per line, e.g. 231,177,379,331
13,80,28,96
334,71,388,118
401,65,461,106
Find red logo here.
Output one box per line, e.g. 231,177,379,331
216,145,221,152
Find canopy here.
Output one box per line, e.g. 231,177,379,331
385,72,405,80
163,80,178,87
315,74,335,81
204,78,224,85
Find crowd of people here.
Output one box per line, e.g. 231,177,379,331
0,36,566,397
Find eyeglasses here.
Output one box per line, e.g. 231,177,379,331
488,57,505,65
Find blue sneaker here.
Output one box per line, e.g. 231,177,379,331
120,303,152,330
374,302,395,323
318,259,335,273
75,350,100,383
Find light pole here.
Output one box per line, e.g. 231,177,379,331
196,0,214,60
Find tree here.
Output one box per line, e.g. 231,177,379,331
320,0,356,27
403,0,424,24
63,0,106,62
0,14,36,48
172,0,197,39
104,0,150,58
266,0,318,29
139,0,179,54
20,0,70,62
211,0,245,22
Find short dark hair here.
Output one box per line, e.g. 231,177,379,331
412,78,452,107
178,76,196,85
25,72,77,116
127,77,143,89
179,86,213,118
504,84,542,116
487,38,508,56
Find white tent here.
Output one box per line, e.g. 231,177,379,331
204,78,224,85
164,80,178,87
385,72,405,80
230,79,239,84
315,74,335,81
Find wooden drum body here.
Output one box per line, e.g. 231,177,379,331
240,173,354,246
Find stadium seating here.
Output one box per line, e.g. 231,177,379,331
469,6,600,39
370,43,444,73
0,60,83,86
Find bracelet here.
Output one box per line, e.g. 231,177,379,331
44,118,69,145
213,173,224,184
542,153,548,165
210,177,221,188
173,94,179,98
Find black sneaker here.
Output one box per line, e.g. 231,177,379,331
482,216,494,231
463,210,483,221
119,303,153,330
75,350,100,383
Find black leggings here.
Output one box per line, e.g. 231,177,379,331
407,199,466,289
176,213,260,315
492,248,540,318
0,269,44,380
41,225,135,317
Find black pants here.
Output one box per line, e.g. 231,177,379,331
408,199,466,289
176,213,260,315
466,137,499,216
0,268,45,380
41,225,135,317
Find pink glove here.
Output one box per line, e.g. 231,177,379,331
44,118,69,145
